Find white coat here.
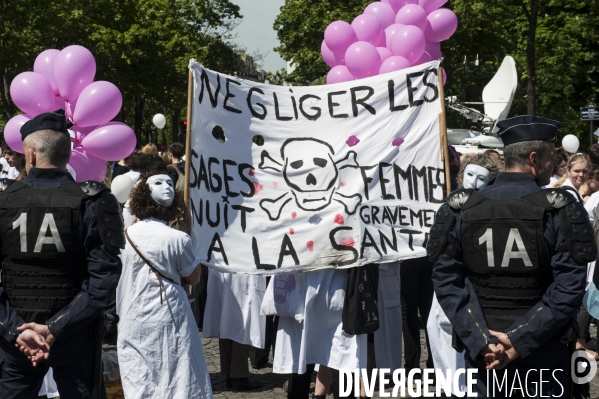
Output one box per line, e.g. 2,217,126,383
427,293,466,395
202,270,266,348
117,218,212,399
273,269,366,374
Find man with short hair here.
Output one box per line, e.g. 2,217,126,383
166,142,185,190
428,116,597,397
0,110,124,398
3,147,25,180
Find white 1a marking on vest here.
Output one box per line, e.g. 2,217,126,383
501,228,532,267
34,213,65,253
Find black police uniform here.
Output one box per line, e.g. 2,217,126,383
428,116,597,398
0,110,124,398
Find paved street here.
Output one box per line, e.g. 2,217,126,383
204,324,599,398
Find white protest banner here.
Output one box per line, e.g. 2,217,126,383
188,60,445,274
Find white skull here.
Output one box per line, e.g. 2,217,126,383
282,139,338,210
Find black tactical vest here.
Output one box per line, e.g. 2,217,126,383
461,191,553,331
0,181,87,323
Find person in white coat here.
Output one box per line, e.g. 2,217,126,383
203,270,266,390
427,153,501,396
271,268,367,398
117,172,211,399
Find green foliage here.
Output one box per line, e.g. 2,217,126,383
274,0,372,84
274,0,599,150
0,0,242,147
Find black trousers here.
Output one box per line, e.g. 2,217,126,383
400,257,434,371
464,339,570,398
0,329,103,399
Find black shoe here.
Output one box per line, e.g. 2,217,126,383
231,377,263,391
225,374,232,388
251,362,271,370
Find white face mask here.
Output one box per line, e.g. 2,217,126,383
147,174,175,207
463,164,492,189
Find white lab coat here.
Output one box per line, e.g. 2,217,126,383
117,218,212,399
273,269,366,374
427,293,467,395
202,270,266,348
38,368,59,398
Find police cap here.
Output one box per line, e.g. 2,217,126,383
497,115,560,146
20,109,69,140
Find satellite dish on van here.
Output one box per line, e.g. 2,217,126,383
446,56,517,136
482,56,517,133
446,56,518,153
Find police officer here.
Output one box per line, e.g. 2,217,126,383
428,116,597,398
0,110,124,398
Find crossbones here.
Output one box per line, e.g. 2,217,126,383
258,138,362,221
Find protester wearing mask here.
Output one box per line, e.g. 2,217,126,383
117,172,211,398
427,153,502,396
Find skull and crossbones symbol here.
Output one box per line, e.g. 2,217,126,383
258,138,362,221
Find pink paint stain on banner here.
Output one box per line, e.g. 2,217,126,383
346,135,360,147
392,137,405,147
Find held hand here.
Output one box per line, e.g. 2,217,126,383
489,330,520,369
15,329,50,366
480,343,504,369
17,323,56,347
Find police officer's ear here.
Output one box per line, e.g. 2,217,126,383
22,144,37,171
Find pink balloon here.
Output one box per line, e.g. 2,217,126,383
69,146,107,182
383,0,418,13
54,45,96,101
425,42,442,60
324,21,358,56
377,47,394,63
424,9,458,42
81,122,137,161
351,14,384,47
345,41,382,79
326,66,356,84
72,125,98,147
395,4,428,30
418,0,448,14
364,2,396,29
379,56,411,74
413,50,433,66
54,96,66,111
321,40,338,68
391,25,426,64
4,114,31,153
334,52,346,65
33,49,60,95
10,72,56,115
65,97,77,119
384,24,405,50
73,81,123,127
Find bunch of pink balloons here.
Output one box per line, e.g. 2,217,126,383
6,45,137,182
322,0,456,84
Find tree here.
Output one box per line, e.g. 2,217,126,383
273,0,599,149
0,0,242,147
273,0,372,84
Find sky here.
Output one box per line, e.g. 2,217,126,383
230,0,287,73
